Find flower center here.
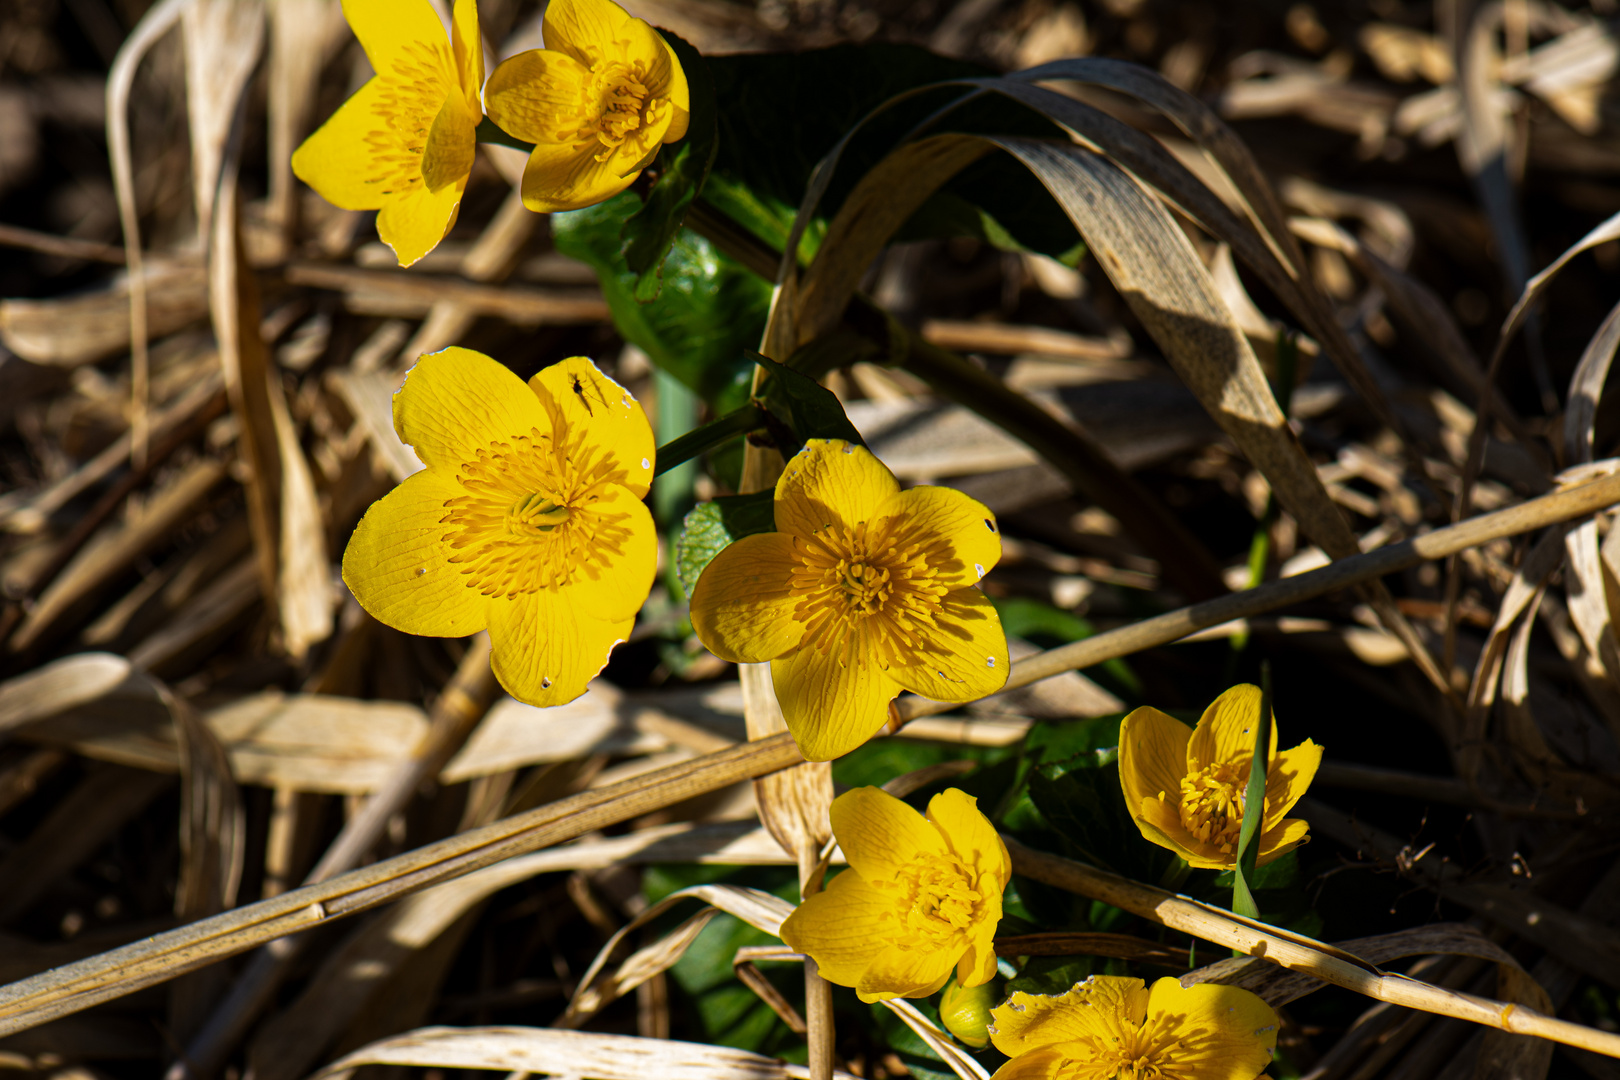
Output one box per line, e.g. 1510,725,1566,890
508,492,572,535
786,518,951,669
577,59,669,163
364,41,455,195
440,429,630,597
871,852,983,947
1177,759,1252,854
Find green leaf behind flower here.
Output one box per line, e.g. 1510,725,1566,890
622,31,719,301
553,192,766,412
672,491,776,598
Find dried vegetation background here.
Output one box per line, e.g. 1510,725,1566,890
4,0,1620,1078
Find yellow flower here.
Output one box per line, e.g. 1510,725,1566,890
1119,684,1322,871
291,0,483,267
342,347,656,706
780,787,1009,1003
989,975,1278,1080
688,439,1009,762
483,0,690,214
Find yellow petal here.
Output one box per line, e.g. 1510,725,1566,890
829,787,946,884
656,35,690,142
449,0,482,101
1188,683,1275,770
542,0,641,69
1136,793,1214,867
989,1047,1079,1080
519,138,640,213
892,588,1008,704
393,347,550,470
955,925,1000,989
1264,739,1323,830
486,587,630,706
291,78,393,210
342,468,489,637
1143,977,1277,1080
772,642,901,761
990,977,1148,1057
1256,816,1312,867
778,868,890,988
376,172,467,268
1118,706,1193,836
422,93,477,193
342,0,450,76
774,439,900,540
485,48,592,144
529,357,656,499
882,485,1003,589
562,483,658,623
926,788,1010,886
857,942,958,1003
688,532,803,663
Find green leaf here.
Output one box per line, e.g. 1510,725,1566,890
622,32,719,301
750,352,864,452
672,491,776,598
1024,716,1176,884
552,192,766,413
1231,666,1274,924
1005,955,1095,997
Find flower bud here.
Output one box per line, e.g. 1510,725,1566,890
939,975,999,1049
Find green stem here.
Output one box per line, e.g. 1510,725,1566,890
1230,661,1273,931
653,403,765,479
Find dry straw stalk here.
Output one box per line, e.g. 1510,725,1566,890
2,469,1618,1039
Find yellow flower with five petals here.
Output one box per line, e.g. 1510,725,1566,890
780,787,1009,1003
688,439,1009,762
292,0,484,267
989,975,1278,1080
484,0,690,213
1119,684,1322,870
342,347,657,706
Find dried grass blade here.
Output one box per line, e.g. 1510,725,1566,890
267,373,332,658
0,653,133,733
307,1026,840,1080
563,884,795,1027
107,0,193,466
181,0,266,242
1006,59,1428,478
984,134,1446,694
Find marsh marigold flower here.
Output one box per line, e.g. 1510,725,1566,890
1119,684,1322,870
292,0,484,267
689,439,1009,761
989,975,1278,1080
484,0,689,214
342,347,656,706
780,787,1009,1003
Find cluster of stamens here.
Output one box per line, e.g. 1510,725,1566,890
871,852,983,947
786,518,951,670
440,428,630,597
365,42,454,194
576,59,663,162
1176,759,1253,854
